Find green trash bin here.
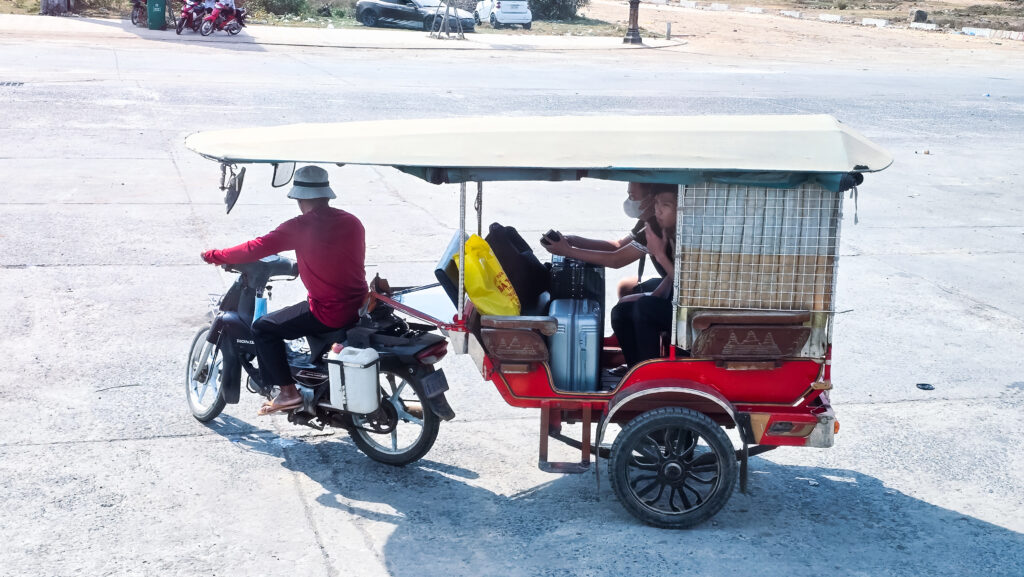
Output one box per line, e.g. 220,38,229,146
147,0,167,30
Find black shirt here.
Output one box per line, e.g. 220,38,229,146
628,219,673,279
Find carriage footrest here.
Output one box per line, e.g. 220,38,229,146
539,461,590,474
539,402,592,474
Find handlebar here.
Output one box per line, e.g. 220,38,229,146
222,255,299,289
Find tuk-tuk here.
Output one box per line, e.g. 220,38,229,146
185,114,892,528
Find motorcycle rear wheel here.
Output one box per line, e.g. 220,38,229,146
199,19,214,36
176,17,186,34
186,327,231,422
130,6,142,26
349,369,440,466
227,22,241,35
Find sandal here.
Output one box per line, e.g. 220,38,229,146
257,396,302,416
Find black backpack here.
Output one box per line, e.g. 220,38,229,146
485,222,550,312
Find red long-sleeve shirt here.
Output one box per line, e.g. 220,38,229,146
204,206,367,328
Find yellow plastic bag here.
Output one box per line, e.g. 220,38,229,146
453,235,521,316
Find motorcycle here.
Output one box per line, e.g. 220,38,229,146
130,0,147,27
176,0,206,34
186,255,456,466
199,1,246,36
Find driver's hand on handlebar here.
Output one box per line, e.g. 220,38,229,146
200,250,217,264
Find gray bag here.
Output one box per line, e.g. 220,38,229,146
548,299,601,392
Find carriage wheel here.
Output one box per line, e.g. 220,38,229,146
609,407,737,529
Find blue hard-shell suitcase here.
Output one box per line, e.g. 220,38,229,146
548,298,601,392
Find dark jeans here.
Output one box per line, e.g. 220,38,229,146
252,300,336,389
610,295,673,366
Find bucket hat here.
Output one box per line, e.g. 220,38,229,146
287,165,337,200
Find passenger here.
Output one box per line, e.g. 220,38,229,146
200,166,367,415
541,182,676,298
609,187,679,369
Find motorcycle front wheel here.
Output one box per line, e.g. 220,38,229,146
227,22,241,35
130,6,142,26
186,327,232,422
176,17,186,34
349,369,440,466
199,19,214,36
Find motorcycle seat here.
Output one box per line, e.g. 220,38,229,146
306,327,349,361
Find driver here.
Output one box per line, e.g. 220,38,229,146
200,165,367,415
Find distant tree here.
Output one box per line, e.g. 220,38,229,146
531,0,589,20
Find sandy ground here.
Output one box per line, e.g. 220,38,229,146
582,0,1022,66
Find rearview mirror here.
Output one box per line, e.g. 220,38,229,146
272,162,295,188
224,166,245,214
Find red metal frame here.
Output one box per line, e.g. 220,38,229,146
371,292,465,333
373,289,835,451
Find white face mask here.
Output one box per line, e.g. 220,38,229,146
623,198,644,219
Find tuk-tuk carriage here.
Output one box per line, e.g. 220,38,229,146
185,115,892,528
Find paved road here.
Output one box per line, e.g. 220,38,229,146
1,15,1022,577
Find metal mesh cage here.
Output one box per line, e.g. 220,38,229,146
677,181,843,312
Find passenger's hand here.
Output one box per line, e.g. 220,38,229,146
200,250,216,264
540,234,570,256
645,225,666,256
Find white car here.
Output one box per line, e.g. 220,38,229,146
474,0,532,29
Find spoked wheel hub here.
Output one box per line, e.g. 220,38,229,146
626,427,722,513
361,397,398,434
661,461,684,481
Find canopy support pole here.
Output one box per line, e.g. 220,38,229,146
458,182,467,323
670,184,685,360
475,182,483,236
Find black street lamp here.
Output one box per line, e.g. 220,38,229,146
623,0,642,44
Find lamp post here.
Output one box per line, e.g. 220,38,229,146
623,0,642,44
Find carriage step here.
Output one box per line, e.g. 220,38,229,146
549,430,611,459
539,461,590,474
539,402,593,474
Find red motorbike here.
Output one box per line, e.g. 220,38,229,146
176,0,206,34
199,1,246,36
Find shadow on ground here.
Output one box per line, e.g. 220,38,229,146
206,415,1023,577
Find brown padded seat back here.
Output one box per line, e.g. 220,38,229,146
480,315,558,337
691,310,811,332
691,310,812,361
477,314,554,364
480,328,550,363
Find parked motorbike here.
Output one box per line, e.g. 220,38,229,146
130,0,147,27
176,0,206,34
186,255,456,466
199,1,246,36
